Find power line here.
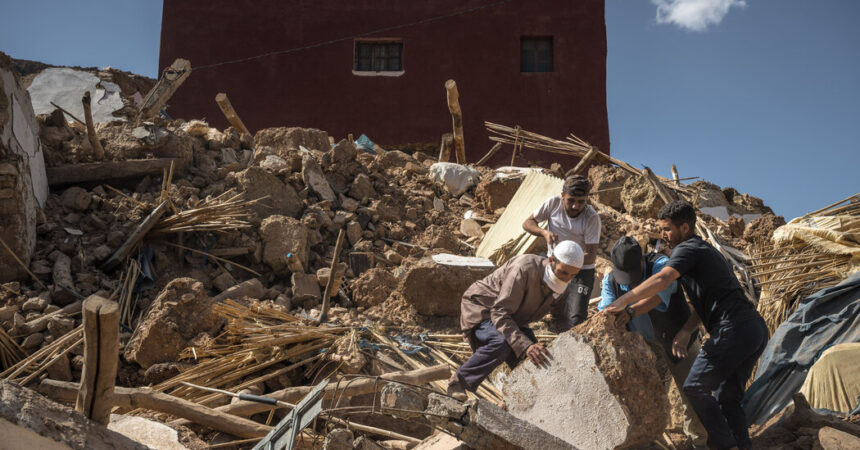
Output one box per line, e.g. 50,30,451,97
194,0,514,71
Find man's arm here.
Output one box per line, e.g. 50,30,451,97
602,266,680,314
672,311,701,359
523,214,556,245
583,243,597,267
488,268,536,358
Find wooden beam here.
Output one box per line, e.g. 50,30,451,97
671,164,680,187
75,296,119,426
642,167,677,204
138,58,191,121
565,146,598,177
46,158,183,187
475,142,503,166
438,133,453,162
81,91,105,160
318,229,346,324
100,201,168,272
215,93,250,135
445,79,466,164
41,379,272,438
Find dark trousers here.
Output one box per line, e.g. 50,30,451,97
683,317,768,450
455,320,536,392
566,268,595,327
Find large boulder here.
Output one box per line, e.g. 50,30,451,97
621,174,664,219
394,256,494,316
588,164,629,211
235,166,302,222
503,313,669,449
260,215,309,275
124,278,223,369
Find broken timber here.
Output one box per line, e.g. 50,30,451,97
318,228,346,324
100,201,169,272
438,133,453,162
445,79,466,164
565,146,597,177
75,295,119,426
46,157,183,187
81,91,105,160
138,58,191,121
215,92,251,135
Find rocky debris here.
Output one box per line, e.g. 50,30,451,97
392,257,494,316
0,380,149,450
302,154,337,203
588,164,629,211
211,278,264,303
728,215,746,238
108,414,186,450
291,272,321,305
260,215,309,275
60,186,92,211
621,174,665,219
503,313,669,449
473,172,523,212
380,382,426,419
744,213,786,244
323,428,354,450
429,163,480,196
234,166,302,222
252,126,330,159
351,268,399,308
124,278,223,369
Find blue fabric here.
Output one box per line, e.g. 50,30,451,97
684,316,768,450
354,134,376,154
743,271,860,424
456,320,536,392
597,255,677,311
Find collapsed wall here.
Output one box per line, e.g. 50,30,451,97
0,52,47,282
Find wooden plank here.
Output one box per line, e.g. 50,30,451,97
475,142,503,166
215,93,250,135
642,167,677,204
81,92,105,160
138,58,191,120
318,229,346,324
438,133,453,162
75,295,119,426
47,158,183,187
565,147,597,177
445,79,466,164
100,201,168,272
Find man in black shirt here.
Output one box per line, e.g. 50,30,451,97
603,200,768,450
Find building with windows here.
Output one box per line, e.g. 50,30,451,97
158,0,609,166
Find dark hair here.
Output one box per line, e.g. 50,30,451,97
658,200,697,229
563,175,590,196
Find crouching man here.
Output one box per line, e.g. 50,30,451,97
447,241,584,399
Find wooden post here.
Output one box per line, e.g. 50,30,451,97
138,58,191,121
318,229,346,324
214,93,251,135
445,79,466,164
510,125,521,166
642,167,677,204
100,201,168,272
671,164,680,187
565,146,598,177
75,295,119,426
81,92,105,160
475,142,502,166
438,133,453,162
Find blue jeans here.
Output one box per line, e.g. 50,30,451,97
683,317,768,450
455,320,536,392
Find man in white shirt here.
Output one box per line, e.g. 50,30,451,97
522,175,601,328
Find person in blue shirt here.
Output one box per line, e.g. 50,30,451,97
598,236,708,448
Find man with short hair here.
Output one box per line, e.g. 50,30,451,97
597,236,708,447
603,201,768,450
447,241,584,399
523,175,601,328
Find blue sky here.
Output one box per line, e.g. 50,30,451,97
1,0,857,220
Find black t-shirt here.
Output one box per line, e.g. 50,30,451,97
666,235,759,331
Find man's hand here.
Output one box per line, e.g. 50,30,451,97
613,310,631,328
543,230,558,247
602,298,628,314
672,329,692,359
525,343,551,367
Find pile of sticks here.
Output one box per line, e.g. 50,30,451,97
148,189,257,237
0,326,26,371
750,194,859,332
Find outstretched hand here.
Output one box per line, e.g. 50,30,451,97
525,343,551,368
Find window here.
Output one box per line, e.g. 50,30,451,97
354,41,403,72
521,37,553,73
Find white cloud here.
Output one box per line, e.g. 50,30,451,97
652,0,746,32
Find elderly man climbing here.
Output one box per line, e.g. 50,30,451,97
446,241,584,399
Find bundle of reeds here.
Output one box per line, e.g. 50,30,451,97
750,194,859,332
148,189,258,237
0,326,83,385
0,326,26,371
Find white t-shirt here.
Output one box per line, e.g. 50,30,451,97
533,196,601,269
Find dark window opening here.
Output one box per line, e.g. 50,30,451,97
355,41,403,72
521,37,553,72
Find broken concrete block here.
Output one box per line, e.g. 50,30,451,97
291,272,321,302
323,428,354,450
351,268,398,308
108,414,186,450
426,394,574,450
235,166,302,222
502,314,669,449
0,380,149,450
211,278,264,303
394,257,494,316
474,174,523,212
60,186,92,211
260,215,309,275
302,155,336,202
381,382,426,419
346,220,362,246
124,278,223,369
212,272,236,292
349,173,377,201
459,218,484,238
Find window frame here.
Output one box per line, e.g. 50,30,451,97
520,36,554,73
353,38,405,77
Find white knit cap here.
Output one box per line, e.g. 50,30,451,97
553,240,584,268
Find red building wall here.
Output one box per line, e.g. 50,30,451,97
159,0,609,167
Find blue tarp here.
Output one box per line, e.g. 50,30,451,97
743,271,860,424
